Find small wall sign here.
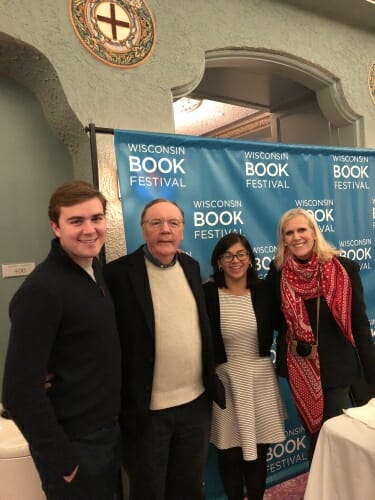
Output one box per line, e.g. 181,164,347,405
69,0,156,68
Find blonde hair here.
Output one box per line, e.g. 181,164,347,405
273,208,339,270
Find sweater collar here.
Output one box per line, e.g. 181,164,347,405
51,238,99,274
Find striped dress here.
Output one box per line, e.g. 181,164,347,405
210,289,286,461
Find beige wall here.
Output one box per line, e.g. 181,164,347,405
0,76,74,389
1,0,375,156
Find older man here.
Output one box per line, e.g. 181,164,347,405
105,198,224,500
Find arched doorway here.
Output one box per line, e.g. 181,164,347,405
173,48,363,147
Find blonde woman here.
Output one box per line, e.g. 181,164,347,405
266,208,375,457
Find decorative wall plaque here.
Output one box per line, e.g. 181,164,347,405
369,61,375,105
69,0,156,68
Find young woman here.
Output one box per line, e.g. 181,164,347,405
204,233,285,500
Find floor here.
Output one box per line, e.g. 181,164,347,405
263,472,308,500
121,469,309,500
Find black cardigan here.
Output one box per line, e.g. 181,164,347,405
265,256,375,389
203,280,275,365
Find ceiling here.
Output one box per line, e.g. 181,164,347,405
173,69,314,136
173,99,259,136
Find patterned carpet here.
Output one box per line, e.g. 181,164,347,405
263,472,308,500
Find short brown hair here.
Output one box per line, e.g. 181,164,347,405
48,180,107,224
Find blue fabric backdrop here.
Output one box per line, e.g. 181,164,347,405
114,129,375,495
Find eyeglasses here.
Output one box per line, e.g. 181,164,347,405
220,250,250,263
142,218,184,230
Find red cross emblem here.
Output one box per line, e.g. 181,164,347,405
69,0,156,68
96,2,130,41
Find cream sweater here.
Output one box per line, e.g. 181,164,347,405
146,259,204,410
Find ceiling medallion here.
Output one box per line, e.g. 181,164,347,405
69,0,156,68
369,61,375,105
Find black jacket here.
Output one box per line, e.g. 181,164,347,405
2,239,121,475
266,256,375,389
104,246,224,435
203,280,275,365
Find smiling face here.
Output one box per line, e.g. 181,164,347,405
282,214,316,261
50,197,106,267
218,242,250,284
142,201,184,264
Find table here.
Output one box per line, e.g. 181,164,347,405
304,414,375,500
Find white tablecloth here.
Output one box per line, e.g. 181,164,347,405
304,413,375,500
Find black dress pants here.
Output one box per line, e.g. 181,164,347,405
31,422,122,500
306,385,350,460
123,393,211,500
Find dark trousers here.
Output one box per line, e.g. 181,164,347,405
31,422,122,500
306,386,350,460
124,393,212,500
216,445,269,500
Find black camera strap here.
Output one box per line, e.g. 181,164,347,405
315,293,320,347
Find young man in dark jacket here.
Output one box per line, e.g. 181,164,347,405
2,180,122,499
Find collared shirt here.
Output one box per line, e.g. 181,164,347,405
142,244,177,268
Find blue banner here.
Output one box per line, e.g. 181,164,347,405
114,129,375,493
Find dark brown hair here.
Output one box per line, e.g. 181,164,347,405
210,233,258,288
48,180,106,224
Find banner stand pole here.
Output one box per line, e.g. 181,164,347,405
84,123,115,266
84,123,114,188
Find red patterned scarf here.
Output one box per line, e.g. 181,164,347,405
281,253,354,433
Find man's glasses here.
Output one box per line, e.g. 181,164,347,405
142,218,183,230
220,250,250,263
